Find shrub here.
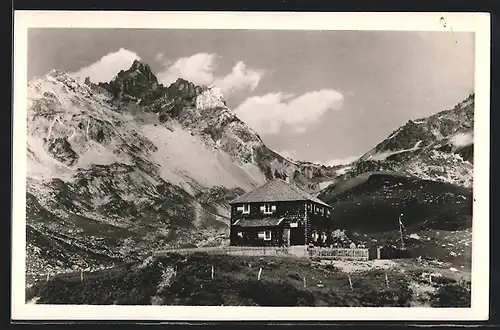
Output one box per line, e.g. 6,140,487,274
430,282,471,307
28,264,163,305
432,276,457,286
320,290,354,307
238,280,315,306
357,285,412,307
322,264,340,272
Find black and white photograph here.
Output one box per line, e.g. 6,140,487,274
12,11,490,321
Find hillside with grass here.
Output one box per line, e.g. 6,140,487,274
317,171,472,269
27,253,471,307
319,171,472,233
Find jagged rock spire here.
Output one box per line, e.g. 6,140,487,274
98,60,163,104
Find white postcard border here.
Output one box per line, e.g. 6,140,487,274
12,11,491,321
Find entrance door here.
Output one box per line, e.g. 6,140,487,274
290,227,305,246
282,229,291,247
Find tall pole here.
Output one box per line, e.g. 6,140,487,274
399,213,404,249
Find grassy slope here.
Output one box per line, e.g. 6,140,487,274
317,171,473,270
26,253,470,307
319,172,472,233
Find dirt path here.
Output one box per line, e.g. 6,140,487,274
315,259,399,273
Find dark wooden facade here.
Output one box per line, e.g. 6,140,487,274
229,200,333,247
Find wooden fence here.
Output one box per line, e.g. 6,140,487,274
309,248,370,261
154,246,371,261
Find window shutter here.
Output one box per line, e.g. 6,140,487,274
271,205,276,211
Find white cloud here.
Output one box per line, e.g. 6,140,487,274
233,90,344,135
155,53,165,62
70,48,141,83
214,61,263,95
277,149,359,166
319,155,360,166
157,53,217,86
156,53,264,95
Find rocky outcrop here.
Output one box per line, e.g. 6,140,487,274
45,137,79,166
196,87,226,110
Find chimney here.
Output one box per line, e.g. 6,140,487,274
285,176,290,183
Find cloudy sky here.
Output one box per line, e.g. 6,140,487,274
27,29,475,165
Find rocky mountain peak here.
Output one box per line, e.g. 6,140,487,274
130,59,152,73
97,60,163,105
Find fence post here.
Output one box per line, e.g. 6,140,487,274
385,273,389,288
258,268,262,281
211,265,214,279
348,276,353,291
81,269,84,282
46,273,49,283
303,276,307,289
429,274,433,285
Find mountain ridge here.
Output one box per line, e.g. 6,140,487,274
25,61,338,276
319,93,474,197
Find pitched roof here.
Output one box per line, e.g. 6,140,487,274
233,217,284,227
229,179,331,208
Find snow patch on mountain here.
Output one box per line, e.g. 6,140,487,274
386,128,402,140
319,181,334,190
76,142,134,169
451,132,473,148
336,166,352,176
369,140,423,161
402,150,473,188
27,136,73,181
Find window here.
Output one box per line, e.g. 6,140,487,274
326,209,331,217
262,204,274,214
312,230,318,242
259,230,272,241
237,232,244,238
242,204,250,214
307,203,312,212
